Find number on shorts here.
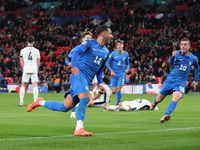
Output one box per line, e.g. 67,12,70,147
28,52,33,60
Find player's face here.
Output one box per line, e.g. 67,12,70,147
104,28,113,45
116,43,124,51
82,34,92,41
180,41,190,53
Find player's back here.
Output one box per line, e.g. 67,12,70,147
167,50,198,83
110,50,129,75
20,46,40,73
77,39,110,84
99,84,112,102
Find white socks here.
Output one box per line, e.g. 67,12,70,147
76,120,84,130
39,100,45,106
19,86,25,105
33,86,38,102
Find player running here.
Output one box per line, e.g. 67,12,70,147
106,39,130,106
27,25,113,136
150,38,199,123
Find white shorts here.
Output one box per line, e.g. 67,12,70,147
22,72,38,83
93,99,106,107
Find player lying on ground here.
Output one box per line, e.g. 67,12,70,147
108,99,159,111
150,38,199,123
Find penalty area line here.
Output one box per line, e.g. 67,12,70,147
0,127,200,141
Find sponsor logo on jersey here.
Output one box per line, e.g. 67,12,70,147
93,48,98,51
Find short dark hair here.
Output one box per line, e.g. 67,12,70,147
81,31,92,39
103,76,110,84
97,25,109,36
27,35,35,43
115,39,124,45
180,38,191,45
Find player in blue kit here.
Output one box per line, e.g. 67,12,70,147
65,31,92,118
106,39,130,105
27,26,113,136
150,38,199,123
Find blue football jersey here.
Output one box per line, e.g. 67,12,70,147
68,45,80,59
166,50,199,84
106,50,130,75
76,39,110,84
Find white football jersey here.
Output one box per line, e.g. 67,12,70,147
99,84,112,103
20,46,40,73
122,99,159,110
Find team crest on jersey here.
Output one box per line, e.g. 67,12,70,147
189,61,191,66
123,57,125,61
105,54,107,58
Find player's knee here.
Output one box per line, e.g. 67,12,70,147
60,103,69,112
112,91,116,94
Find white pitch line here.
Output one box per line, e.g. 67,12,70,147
0,127,200,142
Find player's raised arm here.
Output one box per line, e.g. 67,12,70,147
169,50,177,65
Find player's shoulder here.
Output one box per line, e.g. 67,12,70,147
123,51,129,56
189,51,198,60
110,50,117,55
85,39,96,44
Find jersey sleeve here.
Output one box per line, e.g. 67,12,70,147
106,54,113,71
125,53,130,70
193,57,199,82
71,40,91,67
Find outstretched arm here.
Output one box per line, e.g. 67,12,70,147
191,59,199,90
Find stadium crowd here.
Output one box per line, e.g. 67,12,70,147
0,0,199,92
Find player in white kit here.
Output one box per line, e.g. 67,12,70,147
19,35,40,106
108,99,159,111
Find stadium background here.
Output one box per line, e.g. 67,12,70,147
0,0,199,93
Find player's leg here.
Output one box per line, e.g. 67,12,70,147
115,75,125,106
150,93,166,110
31,73,39,102
160,91,182,123
27,89,77,112
19,82,26,106
19,73,29,106
111,76,117,94
108,105,118,111
70,72,92,136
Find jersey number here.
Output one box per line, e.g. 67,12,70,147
94,56,102,65
179,64,187,71
118,61,121,65
28,52,33,60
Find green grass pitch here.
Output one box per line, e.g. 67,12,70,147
0,93,200,150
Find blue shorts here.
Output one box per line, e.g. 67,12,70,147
111,73,125,87
159,80,185,97
64,88,80,105
69,70,90,96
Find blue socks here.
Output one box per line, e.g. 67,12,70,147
154,96,158,105
76,97,90,121
44,101,69,112
164,101,177,116
71,106,76,112
116,91,122,106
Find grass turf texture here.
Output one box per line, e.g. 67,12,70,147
0,93,200,150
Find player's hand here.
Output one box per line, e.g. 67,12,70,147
125,69,129,74
68,62,71,68
71,66,79,75
111,70,115,76
172,50,177,57
191,81,198,91
99,85,106,93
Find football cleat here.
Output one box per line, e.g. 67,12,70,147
103,103,109,112
74,128,92,136
150,102,156,110
27,97,44,112
70,112,76,118
160,115,171,123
